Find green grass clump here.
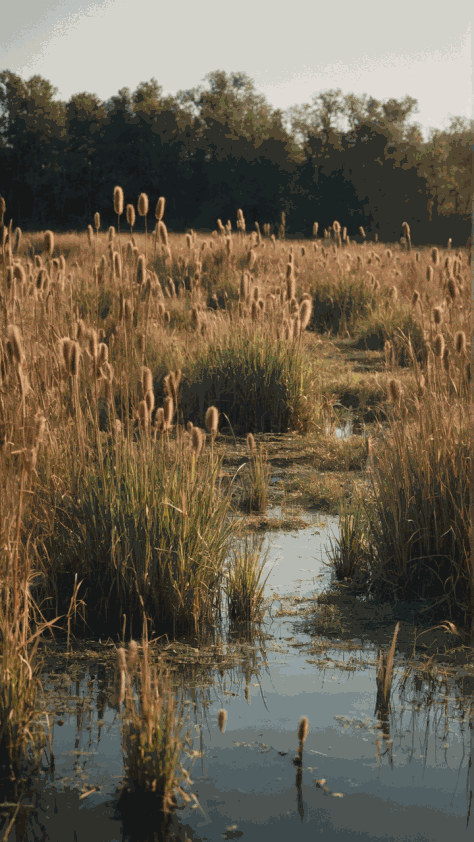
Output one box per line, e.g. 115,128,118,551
36,430,233,637
354,311,426,366
118,637,196,822
181,325,315,433
239,433,271,513
330,387,471,629
309,275,377,336
226,538,270,623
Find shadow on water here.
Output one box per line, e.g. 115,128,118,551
2,512,474,841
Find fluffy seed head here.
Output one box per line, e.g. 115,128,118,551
433,333,445,358
297,716,309,744
447,278,456,301
155,197,165,221
455,331,466,355
246,433,256,455
191,426,203,456
138,193,149,217
69,341,80,376
44,230,54,258
431,247,439,265
113,186,124,216
113,251,122,280
116,647,127,672
205,405,219,437
299,298,312,331
136,254,146,285
126,204,136,228
94,212,100,230
217,709,227,734
433,307,443,325
127,640,139,672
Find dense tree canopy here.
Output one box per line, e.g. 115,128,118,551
0,69,471,244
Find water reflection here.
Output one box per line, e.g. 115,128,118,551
3,512,474,841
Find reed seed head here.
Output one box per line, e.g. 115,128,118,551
431,247,439,265
205,405,219,437
433,306,442,325
246,432,257,455
191,425,203,457
127,640,139,671
454,331,466,355
114,186,124,216
69,341,80,376
155,196,165,221
297,716,309,744
137,254,146,285
217,709,227,734
44,230,54,258
299,298,312,331
94,212,100,230
138,193,149,217
126,204,136,228
433,333,445,358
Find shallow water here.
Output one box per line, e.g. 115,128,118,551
8,513,474,841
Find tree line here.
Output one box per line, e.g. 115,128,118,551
0,69,471,244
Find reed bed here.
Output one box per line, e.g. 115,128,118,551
331,339,471,632
226,538,270,624
34,428,233,637
0,190,471,791
240,433,271,513
117,636,196,820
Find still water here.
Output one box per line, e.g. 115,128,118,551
9,513,474,841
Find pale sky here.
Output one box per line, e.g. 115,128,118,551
1,0,472,137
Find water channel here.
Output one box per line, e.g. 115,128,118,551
7,512,474,841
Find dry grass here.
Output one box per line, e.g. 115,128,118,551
0,197,471,804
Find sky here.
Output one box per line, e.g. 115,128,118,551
1,0,472,138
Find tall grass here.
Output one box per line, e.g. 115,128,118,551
182,324,315,433
330,373,471,630
118,636,196,821
240,433,271,513
226,537,270,624
35,429,233,637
